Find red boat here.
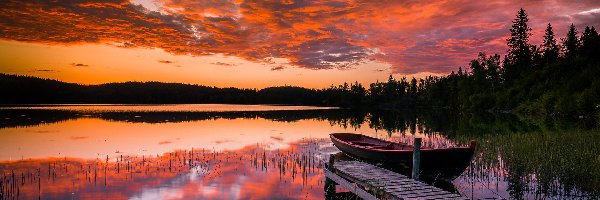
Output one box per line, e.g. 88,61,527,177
330,133,476,181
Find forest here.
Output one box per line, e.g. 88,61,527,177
1,9,598,117
321,8,600,117
0,74,327,105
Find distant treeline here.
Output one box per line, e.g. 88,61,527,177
1,9,599,116
0,74,328,105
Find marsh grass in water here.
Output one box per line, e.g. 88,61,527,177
0,139,330,199
460,129,600,199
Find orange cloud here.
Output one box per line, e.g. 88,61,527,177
1,0,599,74
71,63,90,67
157,60,174,64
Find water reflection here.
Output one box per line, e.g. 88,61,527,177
0,105,599,199
0,140,328,199
0,107,346,129
0,116,354,160
0,104,337,112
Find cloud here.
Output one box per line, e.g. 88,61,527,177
270,66,284,71
158,140,172,145
270,136,283,141
1,0,600,74
578,8,600,15
214,139,232,144
71,63,89,67
211,62,235,66
158,60,174,64
31,69,58,72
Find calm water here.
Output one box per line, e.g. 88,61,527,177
0,104,598,199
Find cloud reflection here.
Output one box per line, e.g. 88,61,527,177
0,140,326,200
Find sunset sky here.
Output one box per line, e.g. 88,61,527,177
1,0,599,88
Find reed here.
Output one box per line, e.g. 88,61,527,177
458,129,600,199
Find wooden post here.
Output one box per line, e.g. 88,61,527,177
412,137,421,180
324,154,337,199
327,154,335,172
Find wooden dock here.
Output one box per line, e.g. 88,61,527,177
324,160,468,200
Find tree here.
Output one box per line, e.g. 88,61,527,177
384,75,398,100
409,77,418,97
369,81,384,103
580,26,599,59
350,81,366,105
470,53,501,92
562,24,579,58
485,54,502,90
541,23,559,62
470,53,487,91
505,8,533,82
398,77,408,96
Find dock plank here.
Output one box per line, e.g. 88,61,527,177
323,170,380,200
420,193,469,200
401,190,453,198
326,160,468,200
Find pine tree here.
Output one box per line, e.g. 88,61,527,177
410,77,418,97
541,23,559,62
580,26,599,58
485,54,501,90
562,24,579,58
384,75,398,100
505,8,533,81
470,53,486,79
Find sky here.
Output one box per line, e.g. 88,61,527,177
0,0,599,88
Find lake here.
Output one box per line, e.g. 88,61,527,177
0,104,598,199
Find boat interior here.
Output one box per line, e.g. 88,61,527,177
332,133,422,150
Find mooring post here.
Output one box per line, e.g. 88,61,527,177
327,154,335,172
412,137,421,180
324,154,337,199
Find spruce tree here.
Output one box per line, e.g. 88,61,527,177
505,8,532,82
410,77,418,97
580,26,599,58
541,23,559,62
562,24,579,58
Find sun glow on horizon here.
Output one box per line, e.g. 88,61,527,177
0,40,402,89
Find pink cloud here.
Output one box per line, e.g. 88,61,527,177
1,0,599,74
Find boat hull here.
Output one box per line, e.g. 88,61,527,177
330,133,475,181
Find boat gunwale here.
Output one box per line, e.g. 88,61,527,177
330,132,475,153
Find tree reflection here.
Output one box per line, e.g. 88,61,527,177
1,108,598,198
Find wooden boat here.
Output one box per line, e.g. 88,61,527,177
330,133,476,181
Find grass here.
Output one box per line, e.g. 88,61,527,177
460,129,600,199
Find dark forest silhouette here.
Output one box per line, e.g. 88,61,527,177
1,9,599,117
